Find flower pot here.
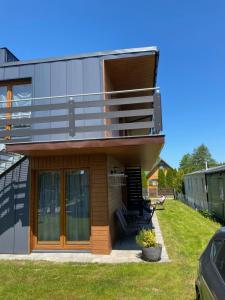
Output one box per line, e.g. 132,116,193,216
142,244,162,262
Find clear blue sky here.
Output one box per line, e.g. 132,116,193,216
1,0,225,168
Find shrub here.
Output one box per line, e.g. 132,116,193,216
136,229,157,248
198,209,217,222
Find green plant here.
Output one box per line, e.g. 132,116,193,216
198,209,217,222
165,168,174,188
136,229,157,248
158,169,166,188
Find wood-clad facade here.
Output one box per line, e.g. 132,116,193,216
29,154,112,254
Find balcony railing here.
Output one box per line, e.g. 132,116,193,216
0,87,162,144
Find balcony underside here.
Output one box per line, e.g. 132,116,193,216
6,135,164,170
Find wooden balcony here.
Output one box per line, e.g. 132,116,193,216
0,88,162,145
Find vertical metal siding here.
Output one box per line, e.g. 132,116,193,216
50,61,68,141
0,51,154,142
82,58,103,139
19,64,35,79
33,63,51,141
4,66,19,80
66,59,84,139
0,68,4,80
13,159,29,253
0,171,14,253
0,158,29,254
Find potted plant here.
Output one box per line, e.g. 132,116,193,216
136,229,162,261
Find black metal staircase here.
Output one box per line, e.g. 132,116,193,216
125,167,143,213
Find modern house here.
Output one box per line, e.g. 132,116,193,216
184,165,225,222
146,158,172,196
0,46,164,254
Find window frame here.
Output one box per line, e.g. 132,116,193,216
0,78,32,138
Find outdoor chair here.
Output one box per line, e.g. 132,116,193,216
152,195,167,209
115,207,155,237
121,202,140,223
122,201,154,224
115,209,139,237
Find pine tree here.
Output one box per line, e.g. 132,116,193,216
192,144,217,170
158,169,166,188
179,153,193,174
165,169,174,188
179,144,218,173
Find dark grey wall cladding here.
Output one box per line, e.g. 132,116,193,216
0,48,18,64
0,158,29,254
0,49,6,64
0,51,153,142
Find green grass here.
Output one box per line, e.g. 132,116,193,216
0,200,221,299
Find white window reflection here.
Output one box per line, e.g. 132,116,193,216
12,84,32,121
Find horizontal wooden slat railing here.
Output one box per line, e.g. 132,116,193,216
0,87,162,144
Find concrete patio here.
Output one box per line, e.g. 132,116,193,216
0,212,170,264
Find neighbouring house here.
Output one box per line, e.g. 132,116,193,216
146,158,173,197
183,165,225,222
0,46,164,254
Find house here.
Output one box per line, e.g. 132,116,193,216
0,46,164,254
146,158,173,197
184,165,225,221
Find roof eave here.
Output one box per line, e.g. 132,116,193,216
0,46,159,68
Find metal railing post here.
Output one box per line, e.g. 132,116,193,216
68,97,75,137
153,91,162,134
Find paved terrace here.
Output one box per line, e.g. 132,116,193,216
0,212,170,264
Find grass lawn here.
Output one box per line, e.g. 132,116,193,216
0,200,221,300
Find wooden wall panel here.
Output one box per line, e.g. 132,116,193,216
30,153,111,254
90,154,111,254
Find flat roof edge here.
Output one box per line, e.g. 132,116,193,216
0,46,159,67
184,164,225,176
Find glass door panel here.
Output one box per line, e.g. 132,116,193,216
65,170,90,242
0,86,7,122
37,171,61,242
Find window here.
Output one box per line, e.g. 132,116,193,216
211,240,225,282
149,179,158,186
0,86,8,121
0,79,32,137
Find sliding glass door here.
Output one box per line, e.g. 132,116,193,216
35,169,90,249
37,171,61,243
65,170,89,242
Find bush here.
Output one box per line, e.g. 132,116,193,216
136,229,157,248
198,209,217,222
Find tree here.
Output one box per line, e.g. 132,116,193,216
192,144,217,170
172,169,178,189
179,153,193,174
173,169,184,193
158,169,166,188
179,144,218,174
165,169,174,188
141,170,148,189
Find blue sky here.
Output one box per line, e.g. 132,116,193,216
1,0,225,167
